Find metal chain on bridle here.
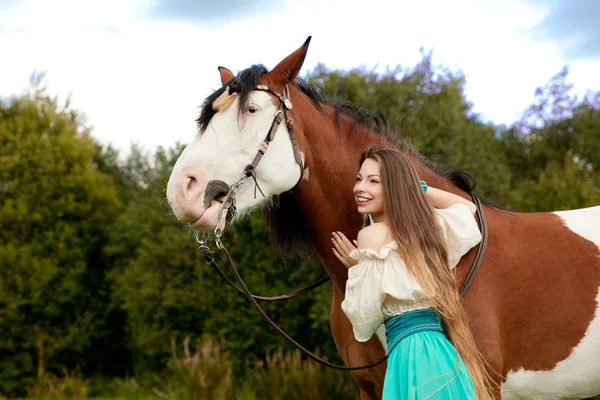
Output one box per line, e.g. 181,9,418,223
194,84,488,370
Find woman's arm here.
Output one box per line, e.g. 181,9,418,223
425,187,477,215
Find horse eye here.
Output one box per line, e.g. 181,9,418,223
247,106,258,114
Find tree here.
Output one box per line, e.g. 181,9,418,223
502,67,600,210
510,153,600,212
0,78,122,395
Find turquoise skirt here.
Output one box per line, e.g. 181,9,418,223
383,309,476,400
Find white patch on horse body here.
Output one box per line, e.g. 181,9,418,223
502,206,600,400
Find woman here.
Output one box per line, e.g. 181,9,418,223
331,148,494,399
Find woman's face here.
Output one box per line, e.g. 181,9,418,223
353,158,385,216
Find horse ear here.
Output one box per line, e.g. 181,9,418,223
269,36,312,85
218,66,235,85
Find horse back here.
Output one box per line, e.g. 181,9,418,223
471,205,600,399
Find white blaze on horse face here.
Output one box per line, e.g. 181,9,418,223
502,205,600,400
166,91,302,229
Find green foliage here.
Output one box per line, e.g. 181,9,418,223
0,79,122,394
103,339,356,400
155,338,234,400
501,68,600,211
242,348,358,400
510,153,600,212
26,367,91,399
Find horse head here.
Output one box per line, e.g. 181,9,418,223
167,37,312,230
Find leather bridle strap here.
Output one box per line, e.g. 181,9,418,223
253,85,304,171
246,108,283,176
459,194,487,295
240,85,304,199
202,247,330,301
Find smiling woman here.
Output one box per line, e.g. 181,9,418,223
333,148,494,400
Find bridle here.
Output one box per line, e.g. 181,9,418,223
195,84,489,370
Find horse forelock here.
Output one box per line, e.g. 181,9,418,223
197,65,270,133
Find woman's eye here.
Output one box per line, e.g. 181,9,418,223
370,180,379,184
247,107,258,114
355,177,361,182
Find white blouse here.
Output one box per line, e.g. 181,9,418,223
341,204,482,342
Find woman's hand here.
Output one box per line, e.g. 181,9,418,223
331,231,358,269
424,186,477,215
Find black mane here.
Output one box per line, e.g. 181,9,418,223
197,65,480,257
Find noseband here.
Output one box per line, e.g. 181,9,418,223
194,84,489,370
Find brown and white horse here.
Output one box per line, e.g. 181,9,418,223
166,38,600,399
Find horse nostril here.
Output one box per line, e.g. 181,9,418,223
185,175,196,191
182,175,201,201
204,180,230,208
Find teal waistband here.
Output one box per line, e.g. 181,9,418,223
385,308,445,352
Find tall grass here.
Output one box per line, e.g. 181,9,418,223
26,368,91,399
241,348,358,400
24,338,358,400
152,337,233,400
149,337,358,400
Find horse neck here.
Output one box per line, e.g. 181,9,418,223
291,101,461,291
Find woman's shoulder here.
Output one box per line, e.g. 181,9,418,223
357,223,393,252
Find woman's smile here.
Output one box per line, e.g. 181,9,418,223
356,195,372,206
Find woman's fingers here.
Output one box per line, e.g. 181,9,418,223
332,231,360,269
331,233,346,253
332,232,351,253
332,247,343,263
331,236,343,253
338,231,356,250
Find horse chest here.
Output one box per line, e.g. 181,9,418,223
502,206,600,399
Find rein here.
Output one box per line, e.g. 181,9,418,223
195,85,489,370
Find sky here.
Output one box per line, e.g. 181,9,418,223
1,0,600,153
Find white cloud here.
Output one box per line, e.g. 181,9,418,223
1,0,599,153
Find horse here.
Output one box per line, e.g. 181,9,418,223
166,37,600,399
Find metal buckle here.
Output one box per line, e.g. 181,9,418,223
195,230,215,262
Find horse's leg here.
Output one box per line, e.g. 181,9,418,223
330,288,387,399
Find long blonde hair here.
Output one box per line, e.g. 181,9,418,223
361,147,495,399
